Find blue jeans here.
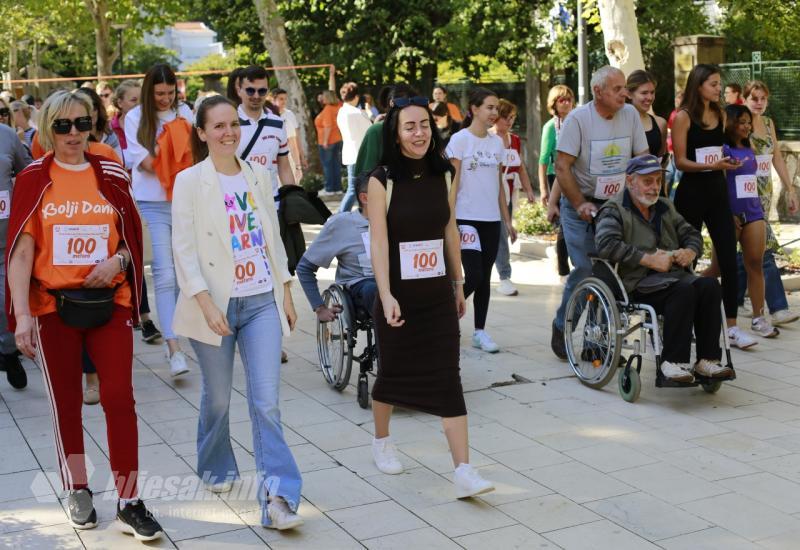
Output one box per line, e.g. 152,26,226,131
495,201,513,280
664,155,682,200
191,292,301,525
339,163,358,213
555,197,596,330
319,142,343,192
737,250,789,313
348,278,377,315
137,201,178,340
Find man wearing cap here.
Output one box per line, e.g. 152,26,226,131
550,66,649,360
593,154,732,381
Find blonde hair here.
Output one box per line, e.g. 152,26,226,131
37,90,92,152
96,81,113,95
112,79,141,113
10,100,31,120
743,80,770,99
321,90,338,105
497,98,517,119
546,84,574,116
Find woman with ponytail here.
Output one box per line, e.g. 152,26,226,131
446,88,517,353
125,64,194,376
172,95,303,530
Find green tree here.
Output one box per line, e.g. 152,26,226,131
717,0,800,62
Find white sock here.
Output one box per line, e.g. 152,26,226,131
373,435,391,443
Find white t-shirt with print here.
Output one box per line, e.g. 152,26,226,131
218,172,274,298
446,129,504,221
236,105,289,197
282,109,299,139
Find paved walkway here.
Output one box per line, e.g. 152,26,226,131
2,248,800,549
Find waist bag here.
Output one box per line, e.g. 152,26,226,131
48,287,118,329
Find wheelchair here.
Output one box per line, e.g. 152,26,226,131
316,284,378,409
564,256,735,403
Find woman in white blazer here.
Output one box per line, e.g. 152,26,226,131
171,95,302,531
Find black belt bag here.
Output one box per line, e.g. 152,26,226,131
48,286,118,329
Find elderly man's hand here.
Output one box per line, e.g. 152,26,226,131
643,249,673,273
672,248,696,268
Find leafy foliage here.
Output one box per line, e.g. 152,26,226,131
717,0,800,62
514,199,555,236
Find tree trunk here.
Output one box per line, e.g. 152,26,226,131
597,0,645,77
525,55,542,190
253,0,319,175
83,0,118,77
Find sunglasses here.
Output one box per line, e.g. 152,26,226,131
0,108,8,117
52,116,93,134
391,96,429,109
244,87,269,97
100,93,111,99
557,97,573,103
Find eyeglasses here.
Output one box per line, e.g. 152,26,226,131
0,108,9,117
244,87,269,97
51,116,93,134
390,96,429,109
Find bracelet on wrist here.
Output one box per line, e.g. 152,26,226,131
451,279,465,285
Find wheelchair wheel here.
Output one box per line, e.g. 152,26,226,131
618,366,641,403
316,286,354,391
565,277,622,389
702,380,722,394
357,374,370,409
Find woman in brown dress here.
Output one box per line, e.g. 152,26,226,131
367,96,494,499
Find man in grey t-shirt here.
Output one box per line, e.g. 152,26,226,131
0,123,32,388
550,66,649,360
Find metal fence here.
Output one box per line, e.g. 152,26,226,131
720,52,800,140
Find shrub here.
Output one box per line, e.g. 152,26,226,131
301,172,324,193
514,199,555,236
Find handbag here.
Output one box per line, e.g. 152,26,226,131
48,287,118,329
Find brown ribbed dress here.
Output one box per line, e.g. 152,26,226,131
370,158,467,418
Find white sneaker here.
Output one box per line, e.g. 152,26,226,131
496,279,518,296
169,350,190,377
752,316,779,338
206,480,233,493
266,497,303,530
318,190,332,197
453,464,494,499
472,330,499,353
772,309,799,326
372,436,404,474
739,297,753,318
659,361,694,382
693,359,733,379
728,326,758,350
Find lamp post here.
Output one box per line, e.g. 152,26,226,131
111,23,128,74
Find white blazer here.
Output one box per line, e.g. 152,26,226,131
171,156,292,346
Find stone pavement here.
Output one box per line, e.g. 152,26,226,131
2,250,800,549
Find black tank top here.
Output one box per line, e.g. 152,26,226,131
644,114,661,157
682,111,725,185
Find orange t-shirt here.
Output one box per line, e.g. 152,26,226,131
31,133,122,165
22,159,131,317
315,104,342,145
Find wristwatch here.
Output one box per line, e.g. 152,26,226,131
114,252,129,273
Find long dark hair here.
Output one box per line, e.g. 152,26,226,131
680,64,723,128
723,104,752,148
460,87,497,129
227,67,244,105
379,103,451,179
191,95,238,165
74,87,110,137
138,64,179,155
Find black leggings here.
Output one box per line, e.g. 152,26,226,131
674,177,738,319
458,219,501,330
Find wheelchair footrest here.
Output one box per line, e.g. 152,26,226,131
655,369,736,388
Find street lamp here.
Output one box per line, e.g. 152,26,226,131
111,23,129,74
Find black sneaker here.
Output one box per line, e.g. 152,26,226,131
551,320,567,361
117,500,164,542
68,488,97,529
140,320,162,344
3,353,27,389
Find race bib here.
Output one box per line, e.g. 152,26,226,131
359,231,373,276
695,146,722,171
594,173,625,200
0,191,9,220
399,239,445,280
735,174,758,199
458,224,481,251
361,231,371,260
232,247,273,295
756,154,772,178
53,224,109,266
589,137,631,175
503,148,521,167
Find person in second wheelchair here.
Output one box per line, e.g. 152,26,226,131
295,174,376,321
594,154,734,382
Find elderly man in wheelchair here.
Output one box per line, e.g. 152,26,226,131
592,154,734,384
296,176,378,406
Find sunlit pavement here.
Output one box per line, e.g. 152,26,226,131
2,225,800,549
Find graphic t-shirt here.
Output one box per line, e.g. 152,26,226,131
236,106,290,197
219,172,274,297
22,159,131,316
446,129,504,221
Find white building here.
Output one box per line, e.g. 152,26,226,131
145,22,224,69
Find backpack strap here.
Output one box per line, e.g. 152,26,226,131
385,168,452,215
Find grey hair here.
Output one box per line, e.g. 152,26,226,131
591,66,624,96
